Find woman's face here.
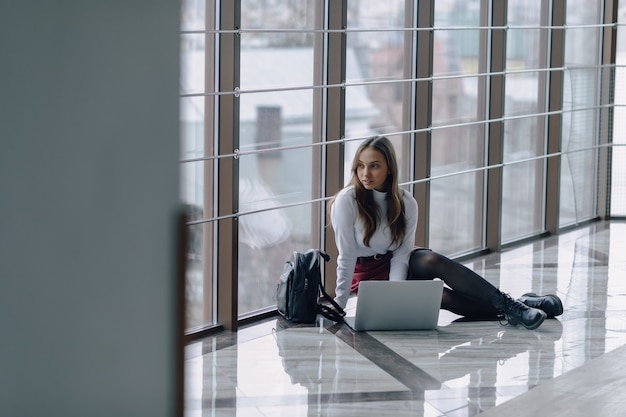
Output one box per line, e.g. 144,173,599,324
356,147,389,191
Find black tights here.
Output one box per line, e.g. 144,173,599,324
408,249,501,318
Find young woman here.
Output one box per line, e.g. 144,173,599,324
329,136,563,330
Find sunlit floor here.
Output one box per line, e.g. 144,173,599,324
184,220,626,417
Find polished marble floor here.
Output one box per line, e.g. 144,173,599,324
185,220,626,416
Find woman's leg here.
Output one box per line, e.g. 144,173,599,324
408,249,498,304
440,288,500,318
408,249,547,329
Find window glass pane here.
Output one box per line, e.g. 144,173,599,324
180,0,210,330
347,0,405,29
239,44,314,91
181,34,205,95
430,0,485,255
613,1,626,215
429,173,483,255
238,203,316,314
434,2,480,76
345,0,406,184
238,0,317,317
560,0,601,226
501,1,547,242
241,0,316,32
181,0,205,31
186,222,207,329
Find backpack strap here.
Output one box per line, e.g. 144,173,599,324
314,249,346,322
318,282,346,322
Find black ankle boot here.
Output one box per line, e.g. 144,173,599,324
518,293,563,318
490,291,547,330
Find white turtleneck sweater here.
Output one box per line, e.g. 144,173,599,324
330,186,418,308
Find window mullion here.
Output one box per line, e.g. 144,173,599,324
216,0,241,331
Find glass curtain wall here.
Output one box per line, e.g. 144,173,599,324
501,1,549,242
613,1,626,216
560,0,603,226
237,0,320,318
344,1,410,185
180,0,617,332
180,0,213,329
429,0,486,255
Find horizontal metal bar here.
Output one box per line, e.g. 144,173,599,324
185,141,620,227
180,64,612,98
186,195,331,226
180,22,617,36
180,102,614,164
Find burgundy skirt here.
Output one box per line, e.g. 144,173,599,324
351,251,393,293
350,247,426,293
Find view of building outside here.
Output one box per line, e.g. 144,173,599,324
559,0,602,227
180,0,625,330
344,1,406,183
501,1,547,243
428,0,486,254
237,1,317,316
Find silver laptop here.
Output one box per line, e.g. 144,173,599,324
343,280,444,331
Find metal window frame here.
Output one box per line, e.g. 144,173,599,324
413,0,434,247
322,0,347,296
598,0,618,218
485,0,506,251
545,0,566,234
216,0,240,331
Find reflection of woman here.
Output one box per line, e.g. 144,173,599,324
329,136,562,330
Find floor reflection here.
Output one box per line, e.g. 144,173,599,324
185,220,626,417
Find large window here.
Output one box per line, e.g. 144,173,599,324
612,2,626,216
501,1,549,242
180,0,210,329
429,0,486,255
180,0,621,332
237,1,319,317
345,1,407,183
560,0,603,226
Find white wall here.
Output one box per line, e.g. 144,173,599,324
0,1,182,416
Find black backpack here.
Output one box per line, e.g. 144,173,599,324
276,249,345,323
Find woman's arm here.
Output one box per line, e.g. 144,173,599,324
330,190,359,309
388,192,418,281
